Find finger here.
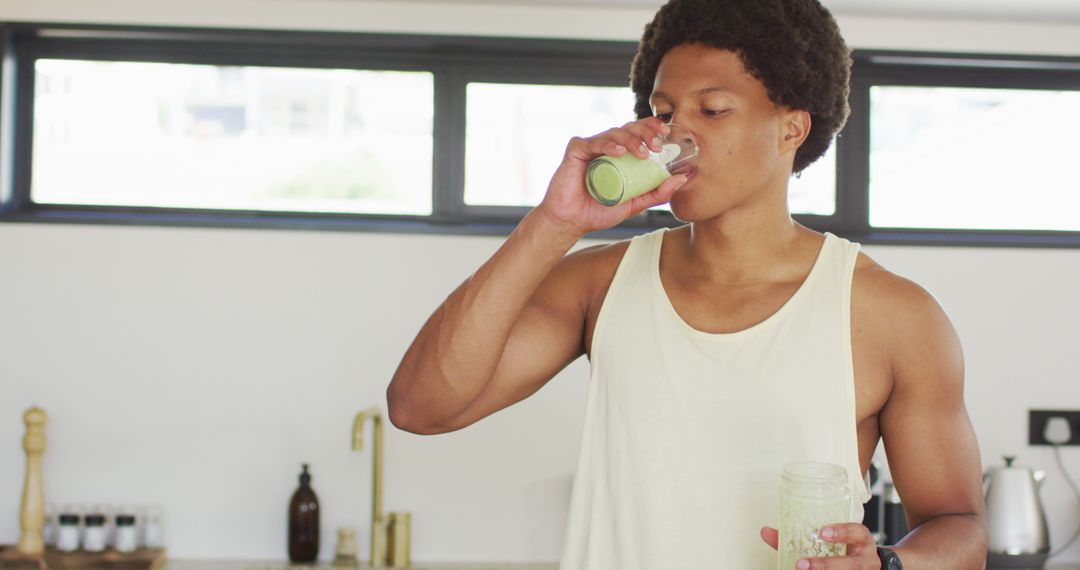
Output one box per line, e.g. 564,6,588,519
632,115,670,136
820,523,873,546
567,134,626,162
796,556,863,570
620,122,665,153
646,173,689,204
760,526,779,550
576,118,669,161
622,174,687,214
589,126,651,159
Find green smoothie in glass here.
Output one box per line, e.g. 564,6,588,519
585,123,698,206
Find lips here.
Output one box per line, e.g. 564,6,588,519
673,167,697,182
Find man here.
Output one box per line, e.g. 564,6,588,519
387,0,987,568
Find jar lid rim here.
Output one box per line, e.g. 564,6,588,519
782,461,849,480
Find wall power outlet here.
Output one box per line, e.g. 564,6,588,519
1029,410,1080,446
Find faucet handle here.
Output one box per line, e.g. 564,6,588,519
372,516,389,568
388,512,411,568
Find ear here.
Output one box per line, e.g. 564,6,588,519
779,108,811,154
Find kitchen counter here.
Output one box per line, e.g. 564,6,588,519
161,562,557,570
158,561,1080,570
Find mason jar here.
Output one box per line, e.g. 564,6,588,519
778,461,851,570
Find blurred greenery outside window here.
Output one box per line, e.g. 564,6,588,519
33,60,434,215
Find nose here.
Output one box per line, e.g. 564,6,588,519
661,112,696,139
662,124,699,173
664,108,692,130
665,122,698,149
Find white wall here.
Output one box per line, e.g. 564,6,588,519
1,0,1079,563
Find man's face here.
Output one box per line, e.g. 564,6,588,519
649,43,807,223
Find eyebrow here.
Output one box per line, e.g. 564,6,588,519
651,86,733,101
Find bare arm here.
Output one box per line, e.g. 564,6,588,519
387,117,688,434
386,210,583,434
881,278,988,569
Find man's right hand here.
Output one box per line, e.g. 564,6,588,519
535,116,690,238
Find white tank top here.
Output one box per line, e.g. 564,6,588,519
559,228,871,570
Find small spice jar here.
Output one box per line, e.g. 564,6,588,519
56,510,81,552
141,505,163,549
83,510,108,553
115,509,138,553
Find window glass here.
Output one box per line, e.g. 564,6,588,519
790,142,836,216
870,86,1080,231
464,81,835,215
33,59,434,215
464,82,636,207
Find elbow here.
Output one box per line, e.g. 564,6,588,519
975,513,990,557
387,405,430,435
386,382,452,436
388,409,454,436
386,385,422,434
386,365,425,434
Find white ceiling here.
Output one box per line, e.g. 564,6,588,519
385,0,1080,26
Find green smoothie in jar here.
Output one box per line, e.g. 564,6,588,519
778,462,851,570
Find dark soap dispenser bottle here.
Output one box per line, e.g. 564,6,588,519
288,463,320,562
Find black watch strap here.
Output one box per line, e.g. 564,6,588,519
877,546,903,569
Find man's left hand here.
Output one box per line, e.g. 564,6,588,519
760,524,881,569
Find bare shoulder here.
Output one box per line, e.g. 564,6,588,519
546,239,631,312
851,251,963,393
551,239,630,288
852,252,952,331
529,238,630,317
561,239,631,271
544,238,635,354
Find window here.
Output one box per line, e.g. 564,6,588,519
464,82,635,208
463,82,836,216
3,24,1080,246
844,51,1080,246
33,59,434,215
790,143,836,216
869,85,1079,231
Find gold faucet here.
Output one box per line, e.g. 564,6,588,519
352,407,387,567
352,407,411,567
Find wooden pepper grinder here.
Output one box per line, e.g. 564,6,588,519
16,406,47,556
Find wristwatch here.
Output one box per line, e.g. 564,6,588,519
877,547,904,569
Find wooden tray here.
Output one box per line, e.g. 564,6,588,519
0,546,165,569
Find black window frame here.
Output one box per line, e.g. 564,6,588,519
1,21,1079,247
846,50,1080,248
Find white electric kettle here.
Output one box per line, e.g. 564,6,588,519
984,455,1050,569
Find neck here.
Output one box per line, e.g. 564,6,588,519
679,185,810,284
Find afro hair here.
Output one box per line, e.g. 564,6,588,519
630,0,852,175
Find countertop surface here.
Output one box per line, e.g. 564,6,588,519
161,562,557,570
97,557,1080,569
